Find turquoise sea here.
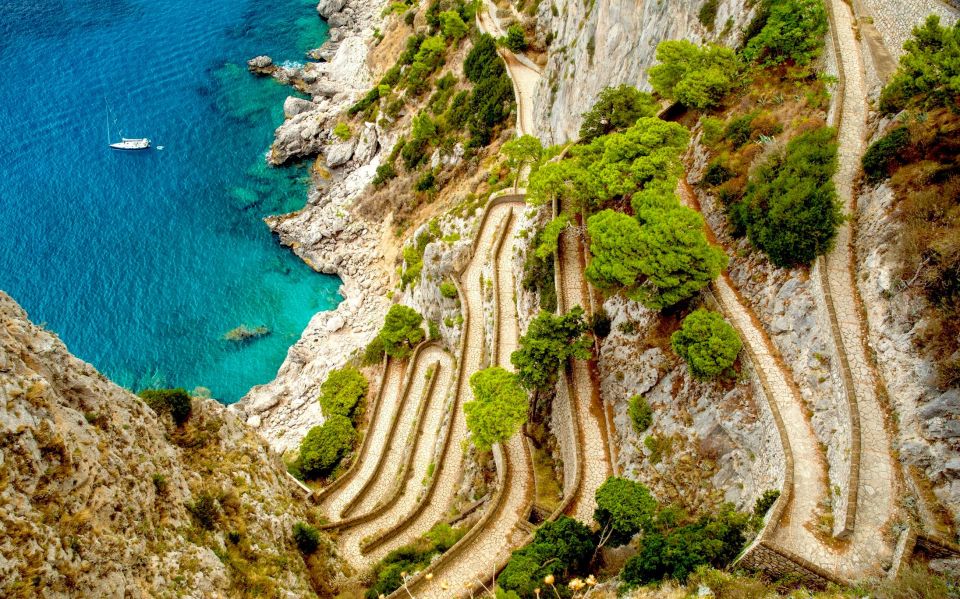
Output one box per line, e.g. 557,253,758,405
0,0,341,402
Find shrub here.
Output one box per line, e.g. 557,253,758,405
742,0,827,66
649,40,740,109
511,308,591,391
862,126,910,183
188,491,220,530
318,366,368,419
579,84,658,141
534,213,568,259
439,10,468,41
879,16,960,114
295,415,356,479
362,335,386,366
594,476,658,546
698,0,719,29
498,517,595,597
723,111,757,148
753,489,780,517
333,122,351,141
505,23,527,52
372,162,397,186
702,159,734,187
439,280,458,298
589,308,612,338
414,170,436,192
671,309,742,379
622,504,751,585
464,34,500,83
293,522,321,554
465,367,529,450
379,304,425,358
366,523,465,598
628,395,653,433
735,126,843,267
139,388,192,425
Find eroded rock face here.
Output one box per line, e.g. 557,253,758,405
0,293,327,598
531,0,754,144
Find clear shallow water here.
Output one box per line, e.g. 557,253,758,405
0,0,339,403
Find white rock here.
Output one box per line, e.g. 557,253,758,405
316,0,346,18
283,97,315,119
246,414,262,428
325,315,346,332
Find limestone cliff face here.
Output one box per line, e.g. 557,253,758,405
0,293,332,598
531,0,754,144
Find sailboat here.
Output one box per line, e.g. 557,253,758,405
106,104,151,151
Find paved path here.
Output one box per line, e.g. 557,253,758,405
405,205,535,599
557,216,613,522
332,345,455,567
814,0,897,578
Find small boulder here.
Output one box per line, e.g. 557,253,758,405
283,97,315,119
325,138,358,168
325,315,346,332
247,55,274,75
316,0,346,18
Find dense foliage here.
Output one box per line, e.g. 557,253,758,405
464,33,515,146
742,0,827,66
649,40,740,109
586,207,727,310
861,126,910,183
318,366,368,420
671,309,742,379
366,523,465,599
510,307,591,391
578,85,658,141
731,126,843,267
379,304,425,358
879,15,960,114
753,489,781,517
505,23,527,53
293,415,356,479
140,388,192,425
622,504,751,585
465,367,529,450
594,476,657,547
497,517,595,598
292,522,320,554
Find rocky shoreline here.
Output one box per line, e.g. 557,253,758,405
232,0,393,452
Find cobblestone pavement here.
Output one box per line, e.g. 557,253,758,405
558,221,612,523
318,358,406,520
675,182,833,576
813,0,898,579
408,206,536,599
859,0,957,60
333,345,455,567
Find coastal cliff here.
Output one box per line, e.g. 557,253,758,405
0,292,336,598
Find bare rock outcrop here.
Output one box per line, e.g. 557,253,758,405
0,292,331,598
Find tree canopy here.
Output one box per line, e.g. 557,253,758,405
594,476,658,547
318,366,368,419
579,84,658,141
586,207,727,310
140,388,192,425
379,304,425,358
649,40,740,109
294,415,356,479
742,0,827,66
879,15,960,114
497,516,595,598
671,309,742,379
510,307,592,391
465,366,529,450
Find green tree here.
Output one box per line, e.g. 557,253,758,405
671,309,742,379
621,504,751,584
502,134,544,185
465,367,529,450
629,394,653,433
649,40,740,109
733,126,843,267
586,207,727,310
742,0,827,66
140,388,192,425
498,516,595,597
594,476,658,547
295,415,356,479
579,84,658,141
318,366,368,419
510,307,592,391
379,304,425,358
505,23,527,52
465,34,501,83
534,213,569,260
879,15,960,113
292,522,321,553
439,10,468,42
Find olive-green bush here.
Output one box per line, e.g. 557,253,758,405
318,366,368,419
294,415,356,479
140,388,192,425
670,309,742,379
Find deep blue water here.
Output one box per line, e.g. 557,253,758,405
0,0,340,402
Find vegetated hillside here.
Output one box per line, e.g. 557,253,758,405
0,292,337,598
